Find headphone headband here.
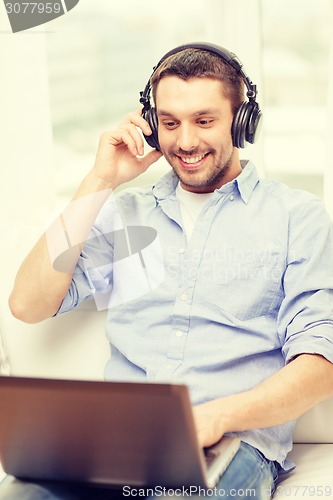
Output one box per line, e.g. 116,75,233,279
140,42,262,149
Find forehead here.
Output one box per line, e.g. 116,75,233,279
155,76,231,115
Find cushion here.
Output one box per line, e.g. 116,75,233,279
274,444,333,498
293,396,333,444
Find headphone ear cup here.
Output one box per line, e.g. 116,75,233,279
232,101,248,149
245,103,262,145
142,107,160,150
232,101,261,148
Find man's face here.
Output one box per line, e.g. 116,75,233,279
155,76,241,193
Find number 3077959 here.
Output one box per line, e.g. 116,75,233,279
5,3,62,15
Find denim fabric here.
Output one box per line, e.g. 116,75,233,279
0,442,279,499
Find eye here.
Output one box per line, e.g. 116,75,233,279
197,119,214,127
162,120,179,130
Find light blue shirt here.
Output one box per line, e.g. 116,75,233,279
58,161,333,471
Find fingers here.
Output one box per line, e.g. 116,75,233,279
113,126,144,157
110,110,154,157
124,108,152,137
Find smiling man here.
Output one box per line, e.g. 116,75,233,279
6,43,333,500
155,77,241,192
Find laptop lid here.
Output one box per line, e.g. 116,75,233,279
0,376,239,488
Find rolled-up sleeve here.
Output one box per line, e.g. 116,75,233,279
278,197,333,363
56,197,120,315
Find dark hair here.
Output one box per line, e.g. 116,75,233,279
151,48,245,114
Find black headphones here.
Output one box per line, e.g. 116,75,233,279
139,42,262,150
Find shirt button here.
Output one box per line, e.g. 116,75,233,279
179,247,185,254
229,195,234,201
175,331,183,337
180,293,188,301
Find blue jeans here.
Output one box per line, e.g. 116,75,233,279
0,442,279,499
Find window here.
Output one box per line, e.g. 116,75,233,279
46,0,210,196
45,0,332,200
261,0,331,197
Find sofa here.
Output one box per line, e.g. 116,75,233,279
276,398,333,498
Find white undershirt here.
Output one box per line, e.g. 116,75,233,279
176,183,214,240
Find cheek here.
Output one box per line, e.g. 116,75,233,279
201,124,231,147
157,129,173,151
212,128,233,150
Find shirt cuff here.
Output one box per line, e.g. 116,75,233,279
283,321,333,364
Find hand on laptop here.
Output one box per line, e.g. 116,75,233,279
193,399,228,448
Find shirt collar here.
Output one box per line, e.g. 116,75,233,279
234,160,260,204
152,169,179,202
152,160,259,204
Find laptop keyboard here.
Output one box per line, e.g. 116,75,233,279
204,449,219,467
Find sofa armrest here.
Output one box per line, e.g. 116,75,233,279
293,396,333,444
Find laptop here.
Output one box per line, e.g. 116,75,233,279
0,376,240,489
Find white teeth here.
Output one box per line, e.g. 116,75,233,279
181,154,205,164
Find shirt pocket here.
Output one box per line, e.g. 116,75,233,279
211,253,282,321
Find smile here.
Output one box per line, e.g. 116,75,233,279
180,154,206,164
176,153,209,169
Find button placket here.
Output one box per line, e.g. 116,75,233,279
169,192,230,363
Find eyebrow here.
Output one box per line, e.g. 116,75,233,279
157,108,220,117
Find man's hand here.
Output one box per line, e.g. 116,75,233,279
192,354,333,450
192,399,227,448
91,109,163,190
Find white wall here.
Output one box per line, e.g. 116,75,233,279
0,27,51,375
0,13,109,379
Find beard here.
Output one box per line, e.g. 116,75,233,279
161,145,235,193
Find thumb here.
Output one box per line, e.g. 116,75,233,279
140,149,163,170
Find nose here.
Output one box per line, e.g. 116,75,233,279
176,123,199,152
